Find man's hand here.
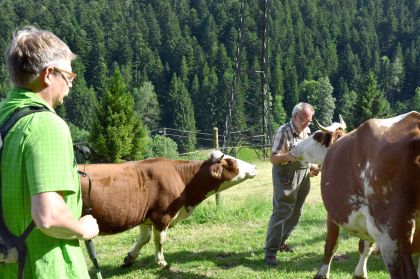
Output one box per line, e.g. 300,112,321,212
284,152,296,164
79,215,99,240
270,151,296,165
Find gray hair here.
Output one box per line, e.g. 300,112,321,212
292,102,314,117
5,26,76,87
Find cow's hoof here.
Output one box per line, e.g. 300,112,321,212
314,275,328,279
353,276,367,279
158,261,169,269
121,254,135,268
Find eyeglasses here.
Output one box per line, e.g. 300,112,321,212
53,67,77,85
296,113,313,124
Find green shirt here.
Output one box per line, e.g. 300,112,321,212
0,88,89,279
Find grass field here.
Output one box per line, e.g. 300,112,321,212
83,160,389,279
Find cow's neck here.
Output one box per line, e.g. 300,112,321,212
175,160,224,207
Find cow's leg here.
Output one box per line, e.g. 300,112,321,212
153,226,169,268
353,240,375,279
374,221,418,279
122,224,152,268
314,215,340,279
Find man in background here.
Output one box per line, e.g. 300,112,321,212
0,26,99,278
264,102,319,266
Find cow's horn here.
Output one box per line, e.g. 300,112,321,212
211,150,224,163
315,119,330,132
339,114,347,131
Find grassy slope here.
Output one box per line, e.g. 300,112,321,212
84,160,388,279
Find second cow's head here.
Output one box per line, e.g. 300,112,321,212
291,115,347,164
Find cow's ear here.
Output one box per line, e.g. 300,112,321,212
331,129,344,143
322,133,333,147
313,131,324,143
210,165,223,179
222,159,239,180
225,158,238,170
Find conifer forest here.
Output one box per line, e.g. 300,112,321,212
1,0,419,161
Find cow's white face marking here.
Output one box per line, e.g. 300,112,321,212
225,154,257,181
205,154,256,198
290,137,327,164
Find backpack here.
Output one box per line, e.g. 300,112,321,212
0,105,48,279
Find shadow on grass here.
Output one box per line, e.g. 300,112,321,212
90,248,387,278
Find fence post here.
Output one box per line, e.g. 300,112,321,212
163,128,167,157
213,127,221,206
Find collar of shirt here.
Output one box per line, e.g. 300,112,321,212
0,87,55,124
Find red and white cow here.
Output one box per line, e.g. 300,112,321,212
79,150,256,268
314,111,420,279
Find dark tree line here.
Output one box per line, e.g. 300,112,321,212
0,0,419,160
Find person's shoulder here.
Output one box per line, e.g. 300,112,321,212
31,111,67,130
277,122,292,133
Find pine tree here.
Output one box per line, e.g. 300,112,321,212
412,87,420,112
90,68,148,162
0,65,11,100
302,77,336,125
270,55,287,128
339,90,358,130
85,22,108,97
356,72,392,126
64,72,97,132
132,81,161,130
167,74,197,153
283,57,299,117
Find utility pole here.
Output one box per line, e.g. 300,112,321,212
258,0,271,160
222,0,246,152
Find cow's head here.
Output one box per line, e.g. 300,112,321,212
291,115,347,164
207,150,256,194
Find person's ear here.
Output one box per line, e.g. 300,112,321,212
39,67,54,86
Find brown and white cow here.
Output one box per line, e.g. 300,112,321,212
314,111,420,279
79,150,256,268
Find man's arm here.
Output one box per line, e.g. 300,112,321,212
31,192,99,240
270,151,296,165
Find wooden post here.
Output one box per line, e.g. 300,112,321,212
163,128,167,157
213,127,221,206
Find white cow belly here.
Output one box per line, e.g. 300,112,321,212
341,207,375,241
342,206,399,265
